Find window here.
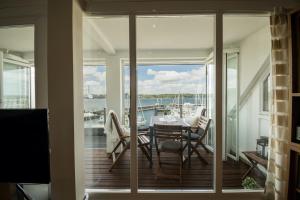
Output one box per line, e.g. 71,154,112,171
83,16,130,189
83,65,106,127
82,12,272,199
136,14,215,190
3,62,32,108
223,15,271,190
0,25,35,109
262,74,270,112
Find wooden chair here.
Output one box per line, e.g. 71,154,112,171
109,112,151,172
183,116,211,164
154,124,184,183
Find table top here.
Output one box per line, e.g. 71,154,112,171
243,151,268,167
149,116,191,128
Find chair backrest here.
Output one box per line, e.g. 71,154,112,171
153,124,183,150
201,108,207,117
110,112,126,139
197,116,211,137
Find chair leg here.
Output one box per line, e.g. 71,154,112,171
155,153,162,180
200,142,210,153
179,153,183,183
109,140,122,159
157,151,161,167
182,142,188,151
139,145,151,163
193,146,208,165
109,144,129,172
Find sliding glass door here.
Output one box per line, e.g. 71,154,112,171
136,14,215,190
225,52,239,160
206,61,215,150
0,25,35,109
222,15,271,190
3,62,32,108
82,12,272,194
83,16,131,189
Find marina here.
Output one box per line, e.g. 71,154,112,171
84,96,206,128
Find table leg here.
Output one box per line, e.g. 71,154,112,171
242,158,257,179
242,165,254,179
251,161,266,178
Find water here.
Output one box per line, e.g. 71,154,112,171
84,98,106,111
84,97,202,127
84,97,197,111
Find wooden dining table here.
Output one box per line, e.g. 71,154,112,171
148,116,192,167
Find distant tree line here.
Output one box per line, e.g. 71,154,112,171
86,93,207,99
139,93,207,99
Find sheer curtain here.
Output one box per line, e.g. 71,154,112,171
265,7,290,200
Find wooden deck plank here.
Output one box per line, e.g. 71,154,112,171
84,148,266,189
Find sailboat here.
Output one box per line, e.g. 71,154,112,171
137,96,146,127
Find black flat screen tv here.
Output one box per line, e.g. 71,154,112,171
0,109,50,184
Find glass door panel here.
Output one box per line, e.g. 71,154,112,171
83,16,130,190
0,25,34,109
225,52,239,160
3,63,32,108
136,14,215,190
206,62,215,149
222,14,271,190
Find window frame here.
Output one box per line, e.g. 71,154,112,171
261,73,271,114
2,57,33,108
84,10,271,200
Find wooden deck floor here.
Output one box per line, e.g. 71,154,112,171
85,148,266,189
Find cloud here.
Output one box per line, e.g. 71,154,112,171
83,65,207,95
93,71,106,80
137,80,206,94
147,67,205,83
83,66,106,95
147,69,156,75
85,80,100,86
137,67,207,94
83,67,97,75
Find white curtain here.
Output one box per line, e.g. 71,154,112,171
265,7,290,200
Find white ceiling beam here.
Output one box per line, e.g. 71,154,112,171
86,19,116,55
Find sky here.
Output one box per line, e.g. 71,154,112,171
84,64,206,95
83,65,106,95
125,64,206,95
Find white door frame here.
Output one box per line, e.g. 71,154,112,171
0,16,47,108
86,11,264,199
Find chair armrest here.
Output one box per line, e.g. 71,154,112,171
186,127,198,133
190,126,198,129
138,131,149,136
121,135,130,139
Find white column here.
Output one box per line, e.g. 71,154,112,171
215,12,223,193
105,53,123,153
0,51,3,108
48,0,85,199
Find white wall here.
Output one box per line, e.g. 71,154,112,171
238,25,271,156
239,26,271,94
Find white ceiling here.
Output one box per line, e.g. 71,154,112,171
0,26,34,52
0,16,269,53
84,15,269,52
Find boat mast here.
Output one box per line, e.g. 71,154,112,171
138,95,145,123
